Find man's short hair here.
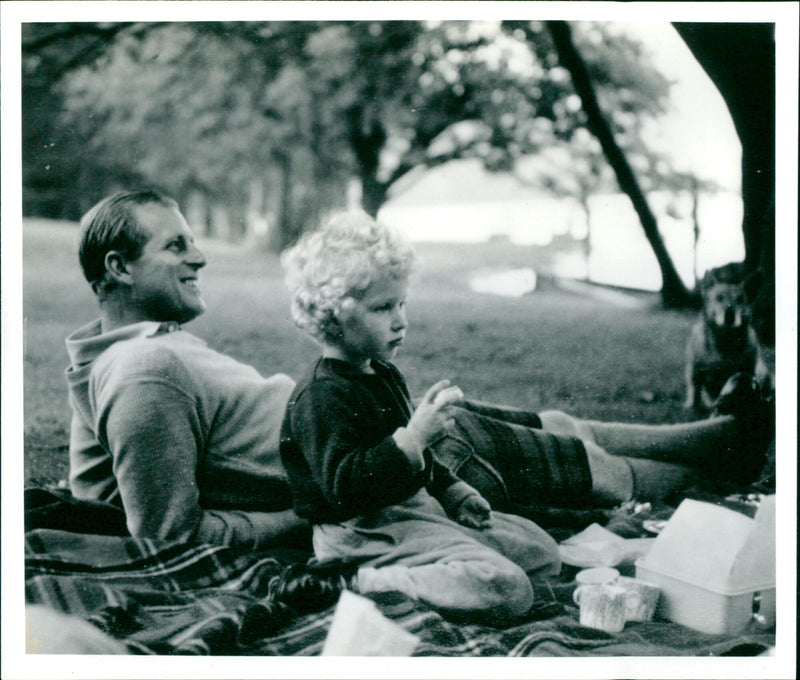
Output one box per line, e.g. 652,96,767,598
79,190,178,294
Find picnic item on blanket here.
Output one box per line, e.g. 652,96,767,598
635,496,776,634
573,583,636,633
616,576,661,622
575,567,620,586
26,604,130,654
559,523,655,568
321,590,420,656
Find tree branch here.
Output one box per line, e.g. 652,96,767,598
22,23,135,53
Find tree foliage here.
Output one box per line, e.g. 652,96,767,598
24,18,700,286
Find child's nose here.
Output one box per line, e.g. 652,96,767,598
392,307,407,329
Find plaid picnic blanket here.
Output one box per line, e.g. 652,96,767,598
25,522,776,657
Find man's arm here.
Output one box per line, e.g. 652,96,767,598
97,376,308,550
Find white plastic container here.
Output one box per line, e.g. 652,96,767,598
635,496,775,635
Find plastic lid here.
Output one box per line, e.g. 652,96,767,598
638,497,775,592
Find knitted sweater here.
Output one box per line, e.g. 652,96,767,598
280,357,478,524
65,319,297,548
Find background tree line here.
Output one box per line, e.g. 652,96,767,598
21,20,775,336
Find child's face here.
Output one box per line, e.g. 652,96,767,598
333,274,409,367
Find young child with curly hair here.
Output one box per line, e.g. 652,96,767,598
279,211,560,625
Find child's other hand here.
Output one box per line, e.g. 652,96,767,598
407,380,463,446
455,494,492,529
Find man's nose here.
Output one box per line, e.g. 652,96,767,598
187,243,207,269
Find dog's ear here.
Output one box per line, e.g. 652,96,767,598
744,268,764,301
701,262,749,293
700,268,719,292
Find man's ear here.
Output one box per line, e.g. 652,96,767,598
104,251,134,286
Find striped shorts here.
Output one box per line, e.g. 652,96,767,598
431,403,593,514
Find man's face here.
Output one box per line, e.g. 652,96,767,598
123,203,207,324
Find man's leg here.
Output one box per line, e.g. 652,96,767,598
440,405,760,511
538,410,739,465
438,407,594,509
582,440,700,504
538,410,753,502
450,407,720,505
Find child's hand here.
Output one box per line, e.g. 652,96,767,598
406,380,463,447
455,494,492,529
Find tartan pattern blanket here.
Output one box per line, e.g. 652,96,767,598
25,526,776,657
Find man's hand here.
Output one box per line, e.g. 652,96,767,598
455,494,492,529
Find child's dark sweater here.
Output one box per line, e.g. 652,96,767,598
279,357,476,524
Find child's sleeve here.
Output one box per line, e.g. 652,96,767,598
427,459,484,517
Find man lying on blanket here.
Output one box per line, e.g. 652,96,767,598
63,190,772,610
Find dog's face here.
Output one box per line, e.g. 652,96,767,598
702,281,750,329
700,263,761,330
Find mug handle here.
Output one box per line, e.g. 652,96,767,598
573,586,585,606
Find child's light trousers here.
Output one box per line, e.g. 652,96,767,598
312,488,560,625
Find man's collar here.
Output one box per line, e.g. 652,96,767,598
66,319,180,367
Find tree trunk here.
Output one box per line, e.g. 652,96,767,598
269,152,295,252
361,172,389,218
673,23,775,343
580,195,592,281
690,177,700,287
348,107,388,217
548,21,692,308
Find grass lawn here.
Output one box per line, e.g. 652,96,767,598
21,218,706,487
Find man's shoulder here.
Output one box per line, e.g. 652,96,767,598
93,330,204,384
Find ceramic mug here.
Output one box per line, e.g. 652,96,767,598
573,583,640,633
575,567,620,586
616,576,660,622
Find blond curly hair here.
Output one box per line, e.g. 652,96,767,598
281,211,415,344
